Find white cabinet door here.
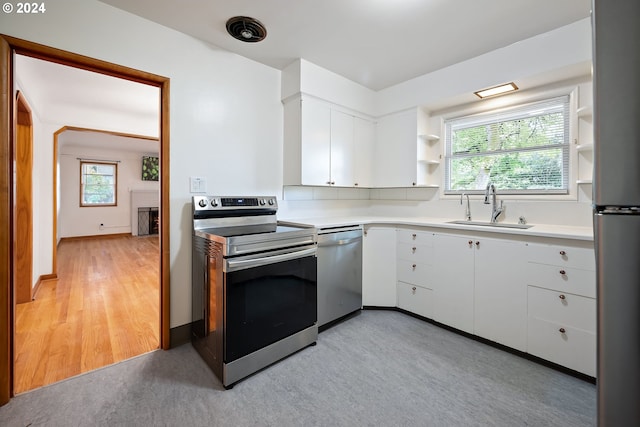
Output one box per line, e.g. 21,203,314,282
329,109,355,187
431,234,475,333
474,238,527,351
362,227,396,307
301,98,331,185
374,110,418,187
432,233,527,347
353,117,374,188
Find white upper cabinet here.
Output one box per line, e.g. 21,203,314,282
353,117,375,188
374,110,418,187
300,98,331,185
329,109,355,186
283,95,375,187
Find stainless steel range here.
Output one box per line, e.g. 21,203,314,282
191,196,318,388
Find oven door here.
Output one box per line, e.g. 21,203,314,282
223,246,317,363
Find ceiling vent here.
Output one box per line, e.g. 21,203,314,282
226,16,267,43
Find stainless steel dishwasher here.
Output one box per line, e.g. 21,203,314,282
317,225,363,328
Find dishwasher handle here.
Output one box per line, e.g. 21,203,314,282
317,235,362,247
317,229,362,247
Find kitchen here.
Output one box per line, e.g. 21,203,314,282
0,0,636,425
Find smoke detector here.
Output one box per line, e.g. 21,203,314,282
226,16,267,43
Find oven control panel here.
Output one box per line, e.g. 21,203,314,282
193,196,277,212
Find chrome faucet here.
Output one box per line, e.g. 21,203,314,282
460,193,471,221
484,182,503,223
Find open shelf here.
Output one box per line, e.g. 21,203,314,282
576,143,593,152
419,159,440,165
577,105,593,119
419,134,440,142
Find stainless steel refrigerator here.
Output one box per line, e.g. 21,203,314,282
592,1,640,424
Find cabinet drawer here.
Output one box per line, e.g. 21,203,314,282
528,286,596,332
527,243,595,271
397,281,433,319
397,229,432,245
526,263,596,298
397,259,430,288
397,242,432,262
527,316,596,376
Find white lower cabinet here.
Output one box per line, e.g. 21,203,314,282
396,229,434,318
362,226,396,307
525,242,596,376
397,282,433,319
431,233,526,345
431,234,475,334
474,238,527,351
527,286,596,376
361,224,596,377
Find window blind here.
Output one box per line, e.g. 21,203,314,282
444,95,570,194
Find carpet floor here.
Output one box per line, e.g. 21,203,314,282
0,310,596,426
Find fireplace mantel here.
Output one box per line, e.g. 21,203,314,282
131,190,159,236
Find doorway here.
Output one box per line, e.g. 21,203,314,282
0,35,171,405
14,125,161,393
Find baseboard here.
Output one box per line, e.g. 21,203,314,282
363,306,597,385
169,323,192,348
59,233,132,242
32,274,57,300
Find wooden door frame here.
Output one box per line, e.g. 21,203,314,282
0,34,171,405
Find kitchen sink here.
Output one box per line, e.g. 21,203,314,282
447,220,533,229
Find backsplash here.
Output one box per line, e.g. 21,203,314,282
280,185,593,228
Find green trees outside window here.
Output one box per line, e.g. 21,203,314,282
80,161,117,206
445,96,570,194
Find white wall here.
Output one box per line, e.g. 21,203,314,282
282,59,377,116
1,0,283,328
58,145,159,237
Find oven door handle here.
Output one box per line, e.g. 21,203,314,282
225,247,317,272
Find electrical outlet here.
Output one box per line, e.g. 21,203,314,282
99,223,104,230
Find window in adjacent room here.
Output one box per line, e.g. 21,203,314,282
444,95,570,195
80,161,118,207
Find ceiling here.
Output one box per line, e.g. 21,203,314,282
99,0,591,91
16,54,160,153
57,129,159,155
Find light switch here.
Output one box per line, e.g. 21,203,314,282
190,176,207,193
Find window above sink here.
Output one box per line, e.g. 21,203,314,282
444,95,570,196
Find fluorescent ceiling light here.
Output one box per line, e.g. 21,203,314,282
474,82,518,99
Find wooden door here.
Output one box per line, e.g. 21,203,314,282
15,92,32,304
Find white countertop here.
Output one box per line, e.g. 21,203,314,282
279,215,594,241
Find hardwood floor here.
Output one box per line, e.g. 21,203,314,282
14,235,160,394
